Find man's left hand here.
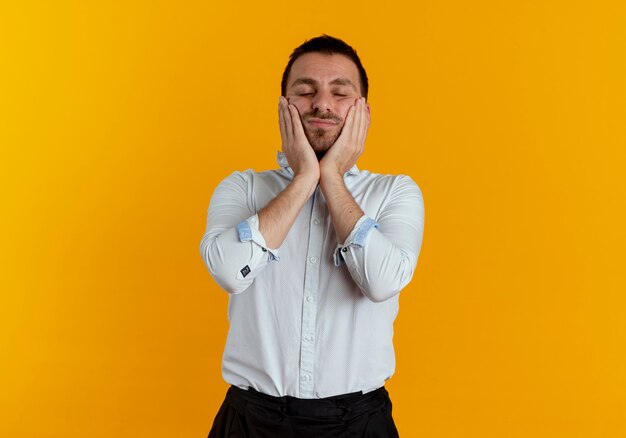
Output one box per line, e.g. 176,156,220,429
320,97,370,178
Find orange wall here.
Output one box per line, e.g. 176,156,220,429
1,1,625,437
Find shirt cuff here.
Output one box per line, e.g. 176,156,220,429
333,216,380,267
236,214,280,261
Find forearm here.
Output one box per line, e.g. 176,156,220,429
340,228,418,302
259,173,318,248
327,174,425,303
200,170,280,295
201,225,271,294
320,169,364,244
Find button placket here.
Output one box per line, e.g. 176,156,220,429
298,187,324,398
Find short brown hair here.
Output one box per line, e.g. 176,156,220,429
281,35,369,99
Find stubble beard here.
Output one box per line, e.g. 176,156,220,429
304,127,339,160
301,111,343,160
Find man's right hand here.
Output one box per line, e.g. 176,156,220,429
279,96,320,182
252,98,320,249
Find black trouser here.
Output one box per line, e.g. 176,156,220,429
208,385,400,437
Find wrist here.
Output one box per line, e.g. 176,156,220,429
292,172,319,195
319,167,344,190
320,163,343,179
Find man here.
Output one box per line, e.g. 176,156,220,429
200,35,425,437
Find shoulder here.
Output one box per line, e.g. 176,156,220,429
212,169,290,208
356,170,423,198
216,168,285,186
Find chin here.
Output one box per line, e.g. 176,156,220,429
311,140,334,155
306,132,339,155
310,142,330,158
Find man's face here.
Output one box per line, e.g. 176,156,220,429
284,52,363,156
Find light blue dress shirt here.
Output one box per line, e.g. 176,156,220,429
200,151,425,398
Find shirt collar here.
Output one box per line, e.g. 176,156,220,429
276,151,360,176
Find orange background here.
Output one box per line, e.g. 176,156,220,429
2,1,625,437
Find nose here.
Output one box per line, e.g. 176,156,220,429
312,91,332,112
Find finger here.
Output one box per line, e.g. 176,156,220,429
282,100,294,144
346,99,360,156
279,97,288,145
357,98,368,147
288,104,307,142
352,98,363,145
340,103,356,142
282,102,293,146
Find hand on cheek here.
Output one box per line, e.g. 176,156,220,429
278,96,320,181
320,97,369,178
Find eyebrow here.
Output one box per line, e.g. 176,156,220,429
329,78,357,90
290,77,357,90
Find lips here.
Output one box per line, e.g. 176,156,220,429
306,118,338,128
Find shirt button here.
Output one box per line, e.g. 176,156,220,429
304,335,314,343
313,219,320,225
342,247,348,252
309,256,318,264
306,296,314,303
261,248,267,252
300,374,311,382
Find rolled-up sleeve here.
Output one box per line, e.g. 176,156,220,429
200,171,279,295
334,175,425,303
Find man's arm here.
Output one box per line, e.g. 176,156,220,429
200,170,274,295
320,98,425,302
319,97,368,242
200,97,320,294
331,176,425,303
319,172,364,243
258,97,319,248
